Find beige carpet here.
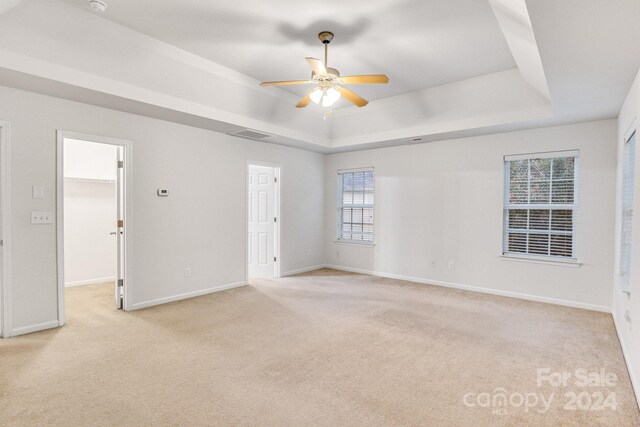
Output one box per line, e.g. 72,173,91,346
0,269,638,426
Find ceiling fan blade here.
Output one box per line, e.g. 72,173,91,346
260,80,310,86
296,94,311,108
337,87,369,107
305,57,327,75
340,75,389,84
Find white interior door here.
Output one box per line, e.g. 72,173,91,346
248,165,275,278
115,146,125,309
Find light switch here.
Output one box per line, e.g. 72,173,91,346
32,185,45,199
31,211,53,224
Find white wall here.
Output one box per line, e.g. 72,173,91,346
325,120,617,311
63,139,117,286
613,67,640,401
0,85,325,335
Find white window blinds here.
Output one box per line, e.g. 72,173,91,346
620,132,636,287
338,169,374,242
503,151,579,260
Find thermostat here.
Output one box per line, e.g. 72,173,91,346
157,189,169,197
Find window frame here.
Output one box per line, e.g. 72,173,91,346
620,130,636,291
502,150,580,263
336,168,375,245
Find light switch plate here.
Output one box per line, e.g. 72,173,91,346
31,211,53,224
32,185,45,199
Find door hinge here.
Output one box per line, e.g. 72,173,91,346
118,279,124,287
0,239,3,247
274,256,277,262
274,177,277,183
117,160,124,168
274,217,277,223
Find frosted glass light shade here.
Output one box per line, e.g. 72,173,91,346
322,87,341,107
309,87,323,104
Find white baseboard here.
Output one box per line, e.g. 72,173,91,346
281,264,327,277
325,264,611,313
65,276,115,287
130,281,247,310
11,320,59,337
612,311,640,410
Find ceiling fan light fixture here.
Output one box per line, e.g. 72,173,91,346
310,86,342,107
322,87,341,107
259,31,388,111
309,87,323,104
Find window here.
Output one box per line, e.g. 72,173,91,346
620,131,636,288
503,151,578,260
337,169,374,243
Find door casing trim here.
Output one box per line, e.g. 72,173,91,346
56,130,134,326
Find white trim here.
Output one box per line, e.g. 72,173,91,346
131,281,246,310
246,160,282,281
500,254,582,267
281,265,327,277
334,240,376,247
325,264,610,313
337,166,375,173
57,130,134,328
504,149,580,161
11,320,59,337
65,277,116,287
0,121,11,338
612,310,640,410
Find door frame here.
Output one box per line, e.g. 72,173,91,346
246,160,282,282
0,121,12,338
56,130,134,325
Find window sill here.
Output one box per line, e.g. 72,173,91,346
334,240,375,247
500,254,582,268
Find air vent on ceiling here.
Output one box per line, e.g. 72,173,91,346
228,129,272,140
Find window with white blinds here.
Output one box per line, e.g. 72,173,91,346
620,131,636,287
337,169,374,243
503,151,579,260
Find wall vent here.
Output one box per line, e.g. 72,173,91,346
228,129,272,140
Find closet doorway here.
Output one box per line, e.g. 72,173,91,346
56,131,131,326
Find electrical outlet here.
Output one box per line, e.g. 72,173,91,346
448,261,455,270
431,260,437,268
31,211,53,224
185,267,191,277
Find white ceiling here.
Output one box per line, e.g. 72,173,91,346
58,0,516,103
0,0,639,153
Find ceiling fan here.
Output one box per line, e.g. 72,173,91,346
260,31,389,109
